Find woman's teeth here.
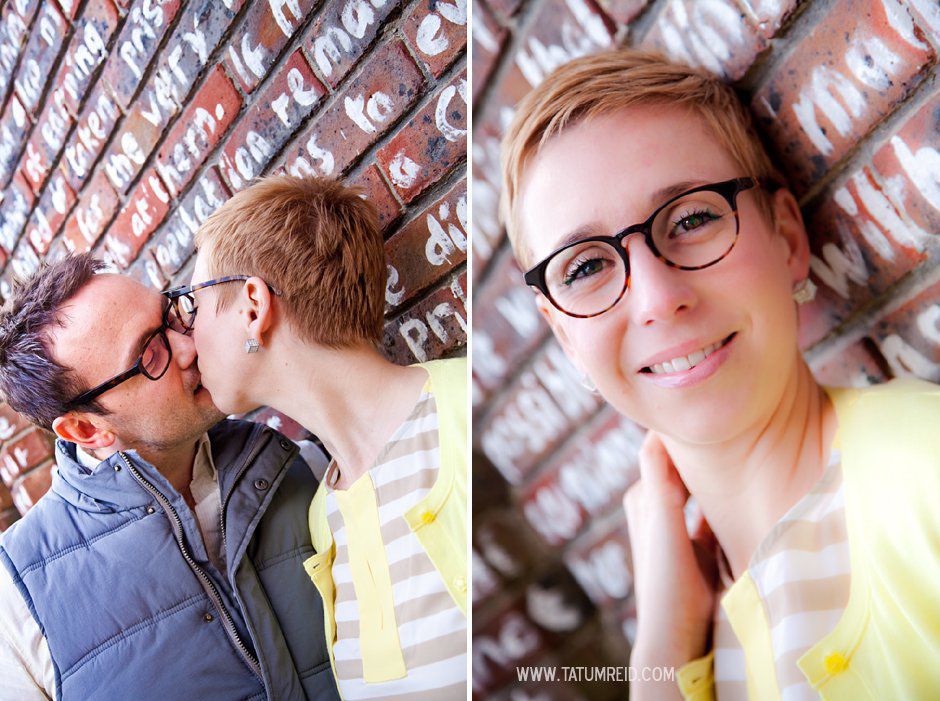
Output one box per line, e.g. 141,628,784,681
649,340,724,375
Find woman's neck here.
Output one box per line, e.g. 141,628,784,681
253,341,429,487
661,357,838,579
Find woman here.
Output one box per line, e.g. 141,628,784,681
163,176,468,700
500,49,940,700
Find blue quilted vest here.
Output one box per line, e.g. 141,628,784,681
0,420,339,701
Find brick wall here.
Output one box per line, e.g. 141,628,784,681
0,0,467,528
471,0,938,698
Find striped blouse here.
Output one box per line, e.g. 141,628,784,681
323,390,466,701
713,451,849,700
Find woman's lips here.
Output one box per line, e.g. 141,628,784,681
638,333,737,389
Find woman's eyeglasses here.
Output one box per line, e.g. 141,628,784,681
523,178,759,318
162,276,283,333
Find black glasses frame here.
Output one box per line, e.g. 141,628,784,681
66,303,179,409
523,177,758,318
163,275,283,331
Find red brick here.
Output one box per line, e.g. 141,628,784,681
800,168,929,345
0,95,31,190
0,428,54,487
11,461,54,513
468,120,506,283
282,41,424,180
0,4,29,94
155,65,243,198
520,409,642,548
61,84,122,191
0,404,32,443
99,0,183,110
108,168,172,262
53,0,120,116
385,180,466,314
563,509,634,607
470,0,506,102
472,547,501,606
252,408,313,442
510,0,613,90
404,0,468,78
595,0,647,25
472,248,550,400
869,279,940,382
478,341,602,484
224,0,319,93
63,171,120,254
809,338,888,387
147,167,230,278
640,0,764,81
0,481,13,512
383,271,467,365
348,164,402,234
377,72,466,203
474,509,548,584
22,88,73,192
27,171,76,256
752,0,936,194
14,2,67,113
303,0,400,88
218,49,326,192
103,97,174,194
871,93,940,236
0,172,34,254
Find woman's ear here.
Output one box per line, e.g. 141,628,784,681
241,277,274,345
770,187,811,283
52,414,115,451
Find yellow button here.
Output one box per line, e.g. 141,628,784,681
824,652,847,675
453,576,466,592
421,511,436,525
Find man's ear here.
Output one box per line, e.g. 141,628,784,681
770,188,811,283
51,414,116,451
241,277,274,345
535,293,589,377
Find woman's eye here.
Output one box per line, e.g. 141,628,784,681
564,257,605,285
671,209,718,236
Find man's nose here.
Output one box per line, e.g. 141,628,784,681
623,234,697,327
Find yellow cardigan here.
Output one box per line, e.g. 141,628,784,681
303,357,468,691
678,377,940,700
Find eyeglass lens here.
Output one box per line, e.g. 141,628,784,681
544,189,737,316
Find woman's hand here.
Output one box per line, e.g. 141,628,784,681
625,430,718,698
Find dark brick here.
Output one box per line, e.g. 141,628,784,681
14,2,67,113
218,48,326,192
348,163,401,234
52,0,120,116
22,87,73,193
224,0,319,93
27,171,75,256
377,71,466,202
0,94,31,190
303,0,401,88
404,0,468,77
60,83,122,191
0,171,34,254
282,40,424,179
383,271,467,364
102,95,174,194
385,179,466,314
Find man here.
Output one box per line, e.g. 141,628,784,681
0,253,340,700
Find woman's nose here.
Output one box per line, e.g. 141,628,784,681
623,234,697,327
167,326,198,368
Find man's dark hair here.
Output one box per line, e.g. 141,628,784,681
0,253,110,429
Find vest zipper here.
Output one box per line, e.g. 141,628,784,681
119,451,263,680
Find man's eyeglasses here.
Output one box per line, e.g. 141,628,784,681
66,302,187,409
163,276,283,333
523,178,759,318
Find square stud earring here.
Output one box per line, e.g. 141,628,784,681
792,278,817,305
244,338,260,353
